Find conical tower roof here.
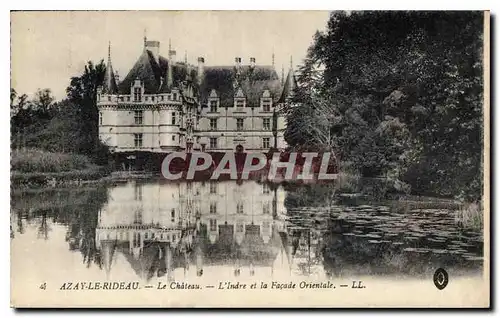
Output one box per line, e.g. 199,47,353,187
278,62,298,104
103,42,118,94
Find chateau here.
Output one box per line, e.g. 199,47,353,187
97,38,297,153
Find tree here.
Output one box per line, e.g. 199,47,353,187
66,60,107,158
285,11,484,200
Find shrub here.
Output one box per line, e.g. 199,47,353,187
11,148,94,173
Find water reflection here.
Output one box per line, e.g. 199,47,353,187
11,180,483,282
95,181,289,281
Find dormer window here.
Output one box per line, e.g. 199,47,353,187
262,99,272,112
235,100,245,108
173,92,177,100
133,87,142,102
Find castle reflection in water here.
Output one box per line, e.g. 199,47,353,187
96,180,308,281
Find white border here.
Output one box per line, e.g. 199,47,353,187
2,1,498,317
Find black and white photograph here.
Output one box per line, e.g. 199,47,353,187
9,10,490,308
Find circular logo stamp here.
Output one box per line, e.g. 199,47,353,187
433,268,449,290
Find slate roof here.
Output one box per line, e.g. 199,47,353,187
103,60,118,94
278,68,298,104
118,50,198,95
115,48,286,106
199,65,283,107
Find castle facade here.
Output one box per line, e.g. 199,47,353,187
97,38,297,153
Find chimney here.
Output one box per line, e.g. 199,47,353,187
145,40,160,63
114,71,120,85
169,49,177,63
197,57,205,85
235,57,242,68
249,57,256,68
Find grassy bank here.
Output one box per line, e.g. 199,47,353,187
10,148,110,188
455,202,483,230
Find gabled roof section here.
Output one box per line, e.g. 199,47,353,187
118,50,165,94
278,68,298,104
199,65,282,107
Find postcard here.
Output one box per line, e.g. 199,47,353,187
10,10,490,308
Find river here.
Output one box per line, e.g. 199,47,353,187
10,179,485,306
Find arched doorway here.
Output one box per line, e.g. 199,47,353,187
235,144,244,153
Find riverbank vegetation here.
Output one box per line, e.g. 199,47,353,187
283,12,483,207
455,202,483,230
10,148,109,188
11,61,110,184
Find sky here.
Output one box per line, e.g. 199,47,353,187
11,11,331,100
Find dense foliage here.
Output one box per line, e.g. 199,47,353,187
284,11,484,201
11,60,109,164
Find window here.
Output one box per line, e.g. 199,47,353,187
263,202,270,214
263,221,271,235
262,137,270,149
210,137,217,149
108,96,111,101
237,202,244,214
133,87,142,102
210,100,217,112
236,223,244,233
237,118,244,131
152,96,155,102
127,96,130,101
134,186,142,200
263,118,270,130
171,208,175,222
173,92,177,100
210,118,217,131
172,112,176,125
134,110,143,125
160,96,164,101
209,182,217,194
235,100,244,108
168,95,171,101
145,96,149,101
120,97,124,101
262,100,271,112
172,135,176,141
134,133,143,148
209,219,217,231
99,112,103,125
263,183,270,194
210,202,217,214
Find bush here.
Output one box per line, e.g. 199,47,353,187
11,148,94,173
